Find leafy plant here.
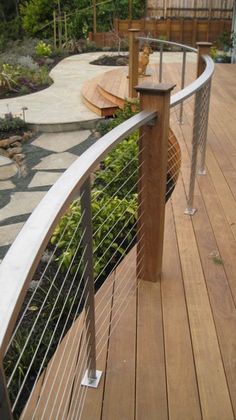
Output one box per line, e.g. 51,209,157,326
0,115,28,136
210,46,218,61
217,30,233,52
97,99,140,135
51,191,138,279
0,63,19,91
35,40,52,57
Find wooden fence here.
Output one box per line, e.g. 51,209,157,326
146,0,234,19
90,18,231,48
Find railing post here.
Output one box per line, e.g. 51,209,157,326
198,79,212,175
136,83,175,282
196,42,212,77
0,364,12,420
159,43,163,83
196,42,213,176
179,49,187,124
80,177,102,388
128,29,139,98
184,87,203,215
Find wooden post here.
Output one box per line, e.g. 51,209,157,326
136,83,175,282
196,42,212,77
128,29,139,98
93,0,97,34
53,10,57,49
192,19,197,45
64,11,68,44
129,0,132,20
0,364,12,419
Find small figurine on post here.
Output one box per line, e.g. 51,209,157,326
138,44,153,77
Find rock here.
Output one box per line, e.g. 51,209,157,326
10,141,21,148
22,131,32,142
18,164,28,178
12,153,25,164
0,139,10,148
8,147,23,158
0,156,18,179
9,135,22,143
0,136,22,149
94,131,101,139
0,147,8,157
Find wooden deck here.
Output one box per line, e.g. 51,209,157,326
81,62,195,116
23,63,236,419
80,63,236,420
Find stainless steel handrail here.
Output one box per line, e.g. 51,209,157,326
138,36,198,53
0,110,156,357
171,55,214,107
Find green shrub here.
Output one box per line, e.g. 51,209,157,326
95,132,138,198
0,116,28,135
35,40,52,57
97,99,140,135
0,63,19,91
52,192,137,278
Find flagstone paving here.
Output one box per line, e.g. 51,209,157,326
32,130,91,152
0,129,98,258
28,171,62,188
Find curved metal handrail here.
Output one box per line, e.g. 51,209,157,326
0,110,156,356
0,39,214,359
138,36,198,53
171,54,214,107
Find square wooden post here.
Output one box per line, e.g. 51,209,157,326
136,83,175,282
128,29,139,98
0,364,12,419
196,42,212,76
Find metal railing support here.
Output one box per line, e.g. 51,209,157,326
136,82,175,282
0,364,12,420
128,29,139,98
184,41,213,214
179,49,187,124
185,88,203,215
198,79,212,175
159,43,163,83
196,42,213,175
80,177,102,388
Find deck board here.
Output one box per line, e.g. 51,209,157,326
162,202,202,420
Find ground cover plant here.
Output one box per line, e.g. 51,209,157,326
0,41,53,98
0,115,28,138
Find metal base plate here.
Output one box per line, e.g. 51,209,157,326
184,207,197,216
198,169,207,175
81,370,102,388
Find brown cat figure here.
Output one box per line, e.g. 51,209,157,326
138,44,153,76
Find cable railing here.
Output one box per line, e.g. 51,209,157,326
0,37,214,419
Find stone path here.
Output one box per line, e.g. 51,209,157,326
0,51,197,259
0,52,196,127
0,129,99,258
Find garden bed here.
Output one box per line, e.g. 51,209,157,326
90,54,129,66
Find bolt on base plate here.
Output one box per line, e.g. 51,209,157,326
81,370,102,388
184,207,197,216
